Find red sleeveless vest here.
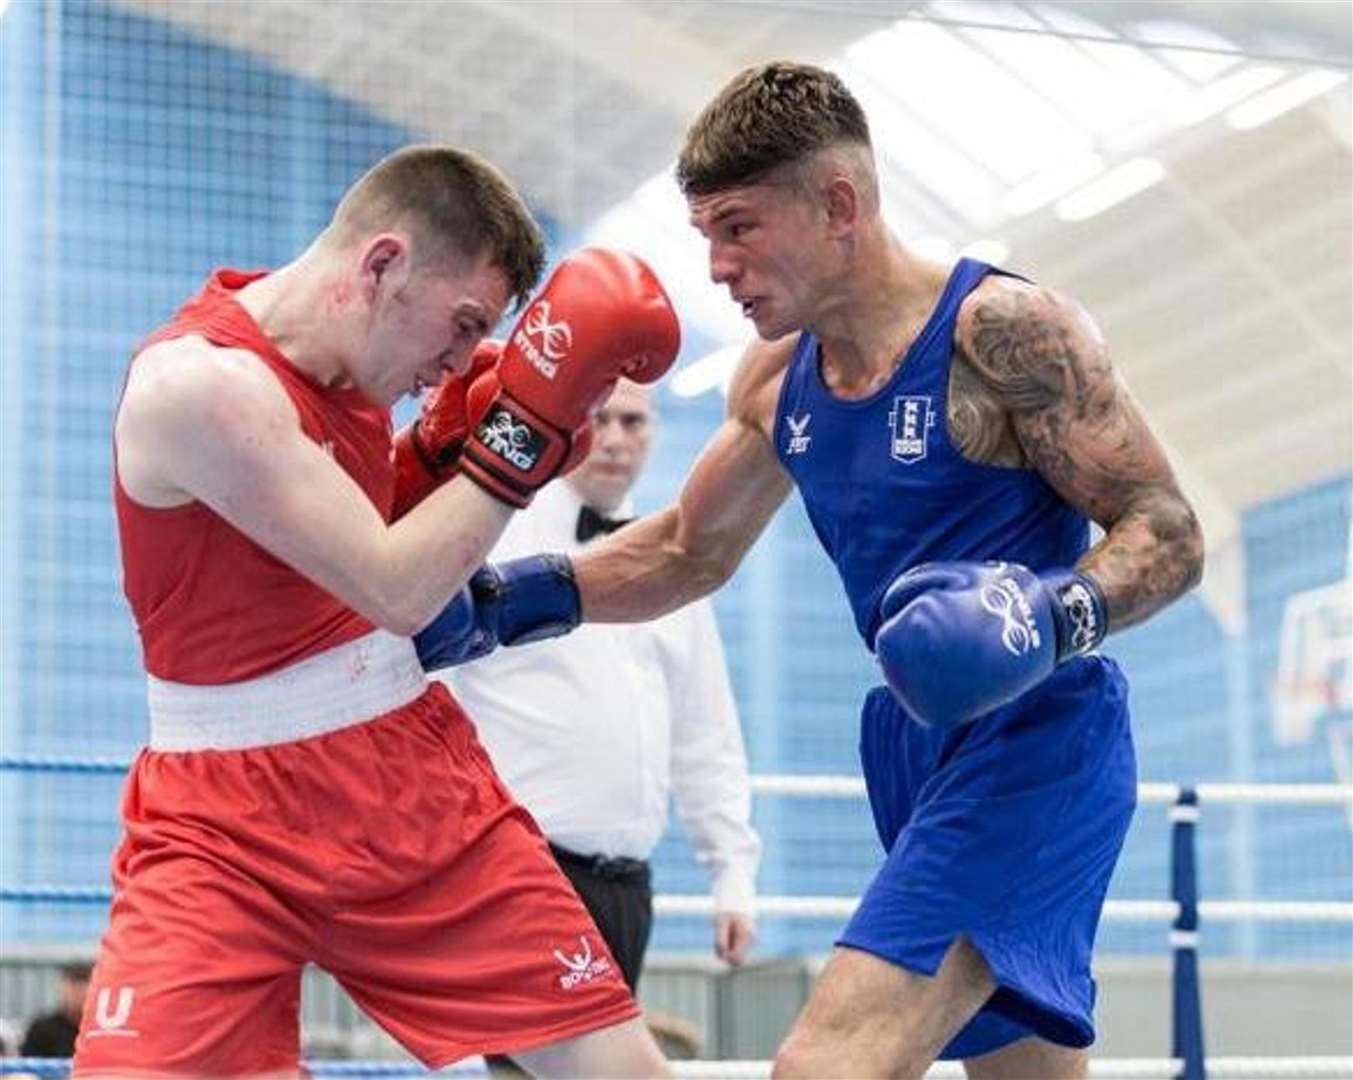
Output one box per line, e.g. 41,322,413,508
115,269,394,683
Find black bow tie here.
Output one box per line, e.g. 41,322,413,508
576,506,634,543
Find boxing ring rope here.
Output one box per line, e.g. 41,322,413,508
2,759,1350,1080
6,757,1350,804
654,897,1353,921
6,885,1349,924
749,773,1353,806
7,757,1350,805
3,887,1349,924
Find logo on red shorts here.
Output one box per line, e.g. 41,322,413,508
553,934,613,990
86,985,138,1039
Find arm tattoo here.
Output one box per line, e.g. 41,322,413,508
1085,492,1203,629
947,354,1026,467
961,286,1204,631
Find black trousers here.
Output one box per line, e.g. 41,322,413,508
485,844,652,1074
548,843,654,992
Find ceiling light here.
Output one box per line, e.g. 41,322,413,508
1226,70,1348,131
1170,65,1285,128
1002,152,1105,217
1056,158,1165,222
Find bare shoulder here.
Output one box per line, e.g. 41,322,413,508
956,274,1094,338
118,336,299,503
121,335,295,437
954,276,1109,408
726,333,797,440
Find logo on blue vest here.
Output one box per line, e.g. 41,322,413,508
784,413,812,456
889,396,934,464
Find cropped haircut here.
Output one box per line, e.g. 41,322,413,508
329,144,545,308
677,62,872,196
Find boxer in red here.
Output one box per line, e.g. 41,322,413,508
77,145,679,1078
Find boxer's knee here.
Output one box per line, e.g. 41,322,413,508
514,1015,670,1078
771,1023,836,1078
773,1020,926,1080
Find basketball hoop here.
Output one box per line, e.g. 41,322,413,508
1272,578,1351,746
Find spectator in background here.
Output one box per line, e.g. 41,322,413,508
442,378,762,1000
21,962,90,1057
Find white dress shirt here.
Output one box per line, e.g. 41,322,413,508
440,480,762,916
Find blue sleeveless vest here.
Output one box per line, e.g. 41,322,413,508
773,259,1088,645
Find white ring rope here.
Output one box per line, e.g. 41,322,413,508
7,758,1347,806
727,777,1353,924
749,775,1353,806
656,896,1353,922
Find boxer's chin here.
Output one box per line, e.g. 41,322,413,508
748,301,795,341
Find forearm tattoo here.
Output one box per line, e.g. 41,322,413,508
1083,492,1203,629
962,287,1204,631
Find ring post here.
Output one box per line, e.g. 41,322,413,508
1170,786,1206,1080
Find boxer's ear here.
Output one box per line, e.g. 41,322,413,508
359,234,413,305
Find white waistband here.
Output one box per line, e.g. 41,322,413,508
147,630,428,751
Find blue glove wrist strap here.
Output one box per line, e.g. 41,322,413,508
1045,569,1109,662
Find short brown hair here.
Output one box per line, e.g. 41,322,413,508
677,62,871,196
330,144,546,307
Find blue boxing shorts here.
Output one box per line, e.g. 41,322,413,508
839,654,1136,1059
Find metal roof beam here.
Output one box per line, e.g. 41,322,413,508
459,0,733,119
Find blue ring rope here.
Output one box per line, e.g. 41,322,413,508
0,886,112,903
0,756,131,774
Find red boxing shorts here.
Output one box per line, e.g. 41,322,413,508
73,642,637,1077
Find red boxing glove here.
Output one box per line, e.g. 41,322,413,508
391,340,502,520
460,248,680,507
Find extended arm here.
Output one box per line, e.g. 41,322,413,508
414,403,793,663
574,338,794,623
414,407,792,665
412,337,794,667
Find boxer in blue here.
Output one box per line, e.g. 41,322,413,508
416,62,1203,1079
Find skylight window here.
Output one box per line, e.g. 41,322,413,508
850,23,1085,188
848,66,1005,227
1136,21,1248,82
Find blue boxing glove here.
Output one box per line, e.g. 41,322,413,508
874,561,1108,729
414,554,580,672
